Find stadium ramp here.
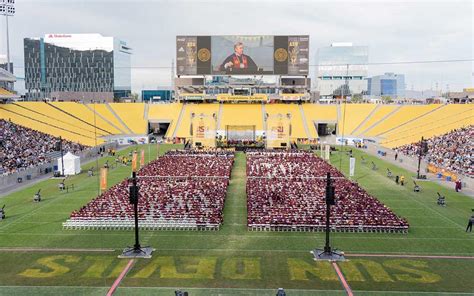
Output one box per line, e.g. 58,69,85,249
84,103,126,134
144,103,150,120
298,104,313,139
105,103,134,134
171,103,187,138
86,104,130,134
216,103,224,130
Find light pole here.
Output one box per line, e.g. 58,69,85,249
1,0,15,76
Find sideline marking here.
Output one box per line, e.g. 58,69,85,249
346,253,474,260
1,247,473,258
0,247,115,252
1,286,474,295
332,262,353,296
106,259,134,296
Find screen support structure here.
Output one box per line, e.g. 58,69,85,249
311,172,346,261
119,172,154,258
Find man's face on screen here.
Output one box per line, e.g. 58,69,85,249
235,44,244,56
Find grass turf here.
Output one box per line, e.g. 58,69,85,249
0,144,473,295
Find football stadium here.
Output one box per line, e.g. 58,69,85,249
1,1,474,296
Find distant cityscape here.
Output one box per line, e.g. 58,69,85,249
1,34,472,103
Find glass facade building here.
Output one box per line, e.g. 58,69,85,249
24,34,132,100
316,43,368,97
367,73,405,98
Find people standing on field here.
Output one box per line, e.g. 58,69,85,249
466,211,474,232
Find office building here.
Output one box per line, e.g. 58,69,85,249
367,72,405,98
316,43,368,97
24,33,132,101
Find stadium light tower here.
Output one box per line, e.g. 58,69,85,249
1,0,15,74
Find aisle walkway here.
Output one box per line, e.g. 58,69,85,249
221,152,247,233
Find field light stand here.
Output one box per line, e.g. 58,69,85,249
119,172,153,258
311,172,346,261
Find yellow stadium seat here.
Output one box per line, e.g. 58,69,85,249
174,103,220,138
0,104,101,146
148,103,184,138
353,105,399,137
381,104,474,148
220,103,264,131
108,103,147,134
0,88,14,96
338,104,377,136
50,102,122,135
265,104,312,139
364,105,441,138
87,103,129,134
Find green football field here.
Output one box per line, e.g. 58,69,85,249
0,144,473,296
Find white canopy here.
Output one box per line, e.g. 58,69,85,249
57,152,81,175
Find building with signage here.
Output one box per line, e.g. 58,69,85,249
24,33,132,101
316,43,368,98
142,89,174,103
367,72,405,98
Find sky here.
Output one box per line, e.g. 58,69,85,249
1,0,473,94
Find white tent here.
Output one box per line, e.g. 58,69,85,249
57,152,81,175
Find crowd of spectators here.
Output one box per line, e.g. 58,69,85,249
396,125,473,178
0,119,88,175
69,150,234,228
247,151,408,232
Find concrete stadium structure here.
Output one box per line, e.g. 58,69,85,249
0,102,472,149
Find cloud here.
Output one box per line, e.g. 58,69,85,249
2,0,472,93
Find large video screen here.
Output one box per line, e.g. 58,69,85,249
176,35,309,76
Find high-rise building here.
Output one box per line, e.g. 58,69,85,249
316,43,368,98
367,72,405,98
24,33,132,101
